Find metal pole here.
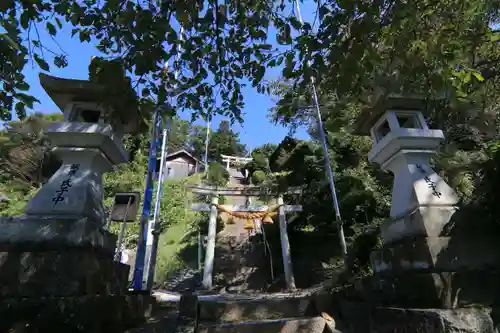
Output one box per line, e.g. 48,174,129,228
132,110,162,290
133,23,184,290
145,118,171,290
197,229,202,270
260,223,274,280
114,197,133,262
311,83,348,258
204,116,210,173
293,0,348,260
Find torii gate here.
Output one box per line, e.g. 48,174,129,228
220,154,252,170
187,184,302,291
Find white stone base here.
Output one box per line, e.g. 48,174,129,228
0,215,117,254
24,148,111,226
381,205,457,244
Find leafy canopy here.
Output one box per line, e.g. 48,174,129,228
4,0,498,125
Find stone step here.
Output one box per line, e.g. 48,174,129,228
198,295,316,323
198,316,338,333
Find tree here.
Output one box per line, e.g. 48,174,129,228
206,162,229,187
188,120,247,163
244,143,276,179
187,124,210,161
0,0,280,122
268,65,500,276
251,143,277,159
0,112,63,187
5,0,497,128
208,120,247,161
167,118,192,154
251,170,267,185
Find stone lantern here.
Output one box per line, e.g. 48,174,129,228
0,74,148,330
354,95,500,309
356,95,459,245
24,74,138,221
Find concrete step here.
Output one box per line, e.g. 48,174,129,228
198,294,316,323
198,316,339,333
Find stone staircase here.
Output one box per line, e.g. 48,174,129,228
212,231,271,293
196,293,340,333
127,291,342,332
212,170,273,293
126,168,343,332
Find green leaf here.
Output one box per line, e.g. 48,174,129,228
34,54,50,71
283,59,295,78
283,24,292,44
253,66,265,86
46,22,57,36
15,82,30,91
319,5,329,19
472,72,485,82
167,29,178,44
251,30,267,40
15,93,39,109
55,17,63,29
209,52,218,67
20,11,30,30
463,72,472,83
289,17,302,30
0,108,10,121
176,11,189,26
79,30,91,42
15,102,26,117
490,33,500,42
157,86,167,105
0,34,20,50
54,55,68,68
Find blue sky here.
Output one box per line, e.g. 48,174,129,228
22,1,319,152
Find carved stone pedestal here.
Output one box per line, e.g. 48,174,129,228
347,94,500,331
364,206,500,309
337,300,500,333
0,73,152,332
0,216,154,332
0,216,128,296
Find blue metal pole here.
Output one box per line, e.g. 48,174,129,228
132,110,162,290
145,117,172,290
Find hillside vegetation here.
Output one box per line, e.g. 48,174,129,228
0,113,238,281
4,98,500,289
0,152,204,280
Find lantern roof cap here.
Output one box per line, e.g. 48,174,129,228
354,93,446,135
39,73,141,133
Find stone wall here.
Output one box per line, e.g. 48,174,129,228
337,300,500,333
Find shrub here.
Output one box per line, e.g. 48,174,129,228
251,170,267,185
206,162,229,187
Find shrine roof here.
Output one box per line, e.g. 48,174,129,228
165,149,199,164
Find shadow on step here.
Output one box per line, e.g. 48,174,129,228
212,232,276,293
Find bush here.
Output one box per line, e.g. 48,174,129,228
245,153,270,176
206,162,229,187
251,170,267,185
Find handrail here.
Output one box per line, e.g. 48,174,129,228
260,222,274,281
